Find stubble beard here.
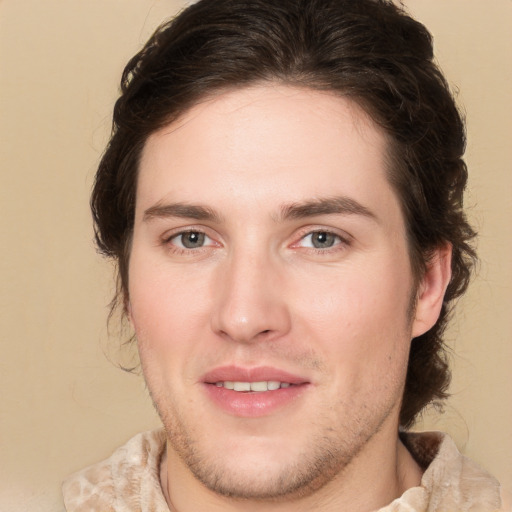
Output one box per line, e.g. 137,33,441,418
152,390,398,502
139,306,414,502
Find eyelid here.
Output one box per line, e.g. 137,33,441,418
294,225,351,241
172,231,213,249
290,226,352,250
162,224,209,240
159,224,351,252
161,225,221,249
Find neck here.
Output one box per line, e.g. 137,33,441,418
160,426,423,512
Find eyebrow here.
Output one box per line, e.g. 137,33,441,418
279,196,378,222
142,196,377,224
143,202,222,223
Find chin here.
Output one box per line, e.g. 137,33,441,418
185,449,341,501
165,415,356,501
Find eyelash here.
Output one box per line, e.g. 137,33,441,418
161,227,351,256
294,229,348,252
162,229,217,255
292,229,351,254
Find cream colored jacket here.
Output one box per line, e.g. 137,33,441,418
63,429,509,511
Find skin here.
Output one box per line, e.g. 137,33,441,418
128,84,451,512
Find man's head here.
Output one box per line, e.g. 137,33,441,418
92,0,475,472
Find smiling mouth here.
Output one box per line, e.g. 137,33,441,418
213,381,294,392
204,371,309,416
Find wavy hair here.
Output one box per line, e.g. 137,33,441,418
91,0,476,427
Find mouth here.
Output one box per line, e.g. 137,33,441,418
203,365,308,388
212,381,294,392
202,366,310,417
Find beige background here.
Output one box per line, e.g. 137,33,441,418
0,1,510,510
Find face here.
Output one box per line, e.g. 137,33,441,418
129,85,422,500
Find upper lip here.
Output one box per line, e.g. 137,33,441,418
202,365,309,385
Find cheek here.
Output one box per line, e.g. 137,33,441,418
128,262,215,403
296,261,413,370
128,256,211,355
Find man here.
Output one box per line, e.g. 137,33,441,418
63,0,508,510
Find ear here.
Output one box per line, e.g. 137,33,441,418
411,243,452,338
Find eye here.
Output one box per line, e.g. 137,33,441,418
169,231,212,249
299,231,343,249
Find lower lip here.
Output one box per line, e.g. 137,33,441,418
203,383,309,417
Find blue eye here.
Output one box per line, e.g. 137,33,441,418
300,231,341,249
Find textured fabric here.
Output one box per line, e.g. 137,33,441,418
62,430,169,512
63,429,507,512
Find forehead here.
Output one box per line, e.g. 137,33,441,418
137,85,399,225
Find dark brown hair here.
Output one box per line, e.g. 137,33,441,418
91,0,476,428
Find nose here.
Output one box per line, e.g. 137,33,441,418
210,247,291,344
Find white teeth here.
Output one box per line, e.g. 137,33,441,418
233,382,251,392
250,381,267,392
215,381,292,392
